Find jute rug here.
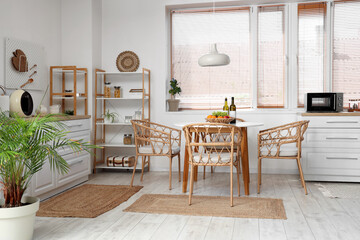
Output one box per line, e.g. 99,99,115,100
37,184,142,218
124,194,287,219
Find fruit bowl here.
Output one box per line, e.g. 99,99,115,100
205,117,234,124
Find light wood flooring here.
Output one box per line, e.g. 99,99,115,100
34,171,360,240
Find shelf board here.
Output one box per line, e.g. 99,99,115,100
98,143,136,148
96,72,148,76
53,69,87,74
96,163,144,170
96,97,148,100
96,122,132,126
53,96,87,100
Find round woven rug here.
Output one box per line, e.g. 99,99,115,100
116,51,140,72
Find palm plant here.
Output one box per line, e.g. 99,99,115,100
0,112,97,208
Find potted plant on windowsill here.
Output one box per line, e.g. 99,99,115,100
0,112,97,240
167,78,182,112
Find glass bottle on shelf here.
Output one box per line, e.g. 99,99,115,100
114,86,121,98
104,82,111,98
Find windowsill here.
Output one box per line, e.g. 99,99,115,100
165,108,306,115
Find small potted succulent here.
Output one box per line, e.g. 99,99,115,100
103,109,118,123
167,78,182,111
0,112,97,240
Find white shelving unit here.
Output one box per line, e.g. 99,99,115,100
93,68,150,172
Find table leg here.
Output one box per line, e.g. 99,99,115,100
182,146,189,193
240,127,250,195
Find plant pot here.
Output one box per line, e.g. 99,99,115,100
167,99,180,112
0,196,40,240
104,118,112,124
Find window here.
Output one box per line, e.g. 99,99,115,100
333,1,360,106
298,2,326,107
170,1,360,111
257,5,285,108
171,8,251,110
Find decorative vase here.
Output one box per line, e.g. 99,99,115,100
0,196,40,240
167,99,180,112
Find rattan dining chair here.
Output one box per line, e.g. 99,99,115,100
257,120,310,194
183,123,242,207
202,118,245,179
130,120,181,190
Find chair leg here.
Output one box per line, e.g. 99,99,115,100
140,156,145,182
148,156,150,172
230,164,234,207
203,166,206,179
211,166,214,173
189,164,194,206
169,157,172,190
296,157,308,195
130,155,139,187
236,161,240,197
178,154,181,182
257,157,262,194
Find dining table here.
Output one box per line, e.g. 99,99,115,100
174,121,264,196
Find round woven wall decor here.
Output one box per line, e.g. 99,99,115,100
116,51,140,72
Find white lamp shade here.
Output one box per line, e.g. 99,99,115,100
198,43,230,67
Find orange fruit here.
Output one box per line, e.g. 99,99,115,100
218,116,224,118
207,115,212,118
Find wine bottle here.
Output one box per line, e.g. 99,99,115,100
229,97,236,124
223,98,229,115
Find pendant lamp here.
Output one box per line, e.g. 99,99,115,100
198,43,230,67
198,0,230,67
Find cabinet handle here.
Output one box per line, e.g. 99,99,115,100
326,121,358,124
325,137,358,140
326,157,358,160
68,159,84,166
65,123,83,127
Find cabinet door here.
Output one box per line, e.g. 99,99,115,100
32,159,56,196
57,153,91,187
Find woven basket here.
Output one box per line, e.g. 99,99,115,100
205,117,234,124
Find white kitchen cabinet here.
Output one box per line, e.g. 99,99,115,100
299,113,360,182
30,117,92,199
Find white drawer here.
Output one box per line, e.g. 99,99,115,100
61,119,90,133
57,153,91,187
302,116,360,129
302,149,360,176
57,131,91,156
303,129,360,148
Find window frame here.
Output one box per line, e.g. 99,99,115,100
168,0,356,111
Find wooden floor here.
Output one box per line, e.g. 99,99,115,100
34,171,360,240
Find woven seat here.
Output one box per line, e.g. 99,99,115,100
183,123,242,207
131,120,182,190
139,145,180,155
257,121,310,195
193,152,236,163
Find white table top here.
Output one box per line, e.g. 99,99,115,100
173,122,264,128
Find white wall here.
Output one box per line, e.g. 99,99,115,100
101,0,302,174
0,0,62,110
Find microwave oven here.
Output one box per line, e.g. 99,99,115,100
304,93,343,112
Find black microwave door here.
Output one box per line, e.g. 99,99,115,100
307,93,335,111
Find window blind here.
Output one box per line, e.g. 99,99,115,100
298,3,326,107
257,5,285,108
171,8,251,110
333,0,360,106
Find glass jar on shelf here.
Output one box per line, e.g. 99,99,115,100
114,86,121,98
124,116,132,123
134,111,142,120
123,134,132,145
104,82,111,98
